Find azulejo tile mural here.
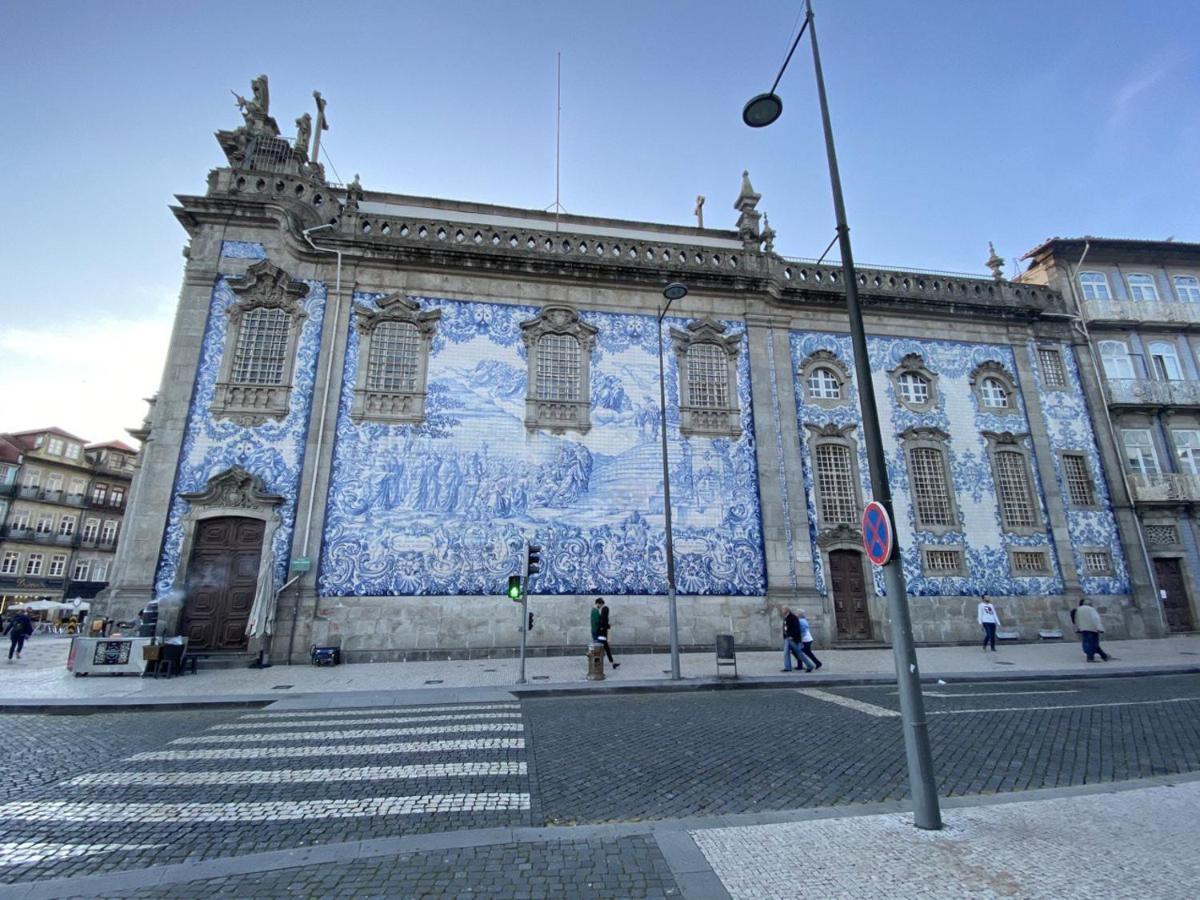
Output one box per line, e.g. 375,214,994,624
153,272,326,596
789,332,1127,599
318,295,766,597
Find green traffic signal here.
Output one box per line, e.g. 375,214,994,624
507,575,522,600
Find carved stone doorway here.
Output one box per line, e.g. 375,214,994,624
830,549,872,641
1153,557,1194,633
179,517,264,651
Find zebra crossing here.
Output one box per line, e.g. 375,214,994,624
0,701,532,873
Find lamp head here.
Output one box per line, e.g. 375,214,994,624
743,92,783,128
662,282,689,302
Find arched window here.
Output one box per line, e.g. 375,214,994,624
366,321,421,392
807,367,841,400
521,305,597,434
1148,340,1182,381
1078,271,1111,301
686,343,730,409
1175,275,1200,303
980,377,1010,409
1127,273,1159,302
898,372,930,406
1099,341,1134,380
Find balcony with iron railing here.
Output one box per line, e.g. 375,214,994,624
1083,298,1200,327
1104,378,1200,408
1128,472,1200,503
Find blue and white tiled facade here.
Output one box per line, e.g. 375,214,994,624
317,294,766,598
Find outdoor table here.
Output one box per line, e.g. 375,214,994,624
67,636,153,676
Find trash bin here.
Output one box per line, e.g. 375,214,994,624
137,601,159,638
715,633,737,677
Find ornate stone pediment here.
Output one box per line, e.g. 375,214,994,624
520,305,597,351
180,467,283,512
351,294,441,425
804,422,857,439
981,430,1027,447
899,426,949,443
817,524,862,548
353,293,441,335
520,305,596,434
228,261,310,324
968,360,1012,387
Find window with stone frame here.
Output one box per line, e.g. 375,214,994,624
798,350,851,408
901,428,958,532
1060,452,1097,507
971,362,1018,416
1078,271,1111,301
890,355,939,412
1148,341,1183,381
1099,340,1135,380
1121,428,1159,476
922,546,964,576
520,305,597,434
351,294,441,424
45,473,63,494
1009,549,1050,576
984,433,1040,533
1037,346,1067,389
1171,429,1200,475
1144,524,1178,546
82,518,99,542
807,425,861,527
1082,549,1113,575
1127,273,1159,302
671,319,742,439
211,261,310,425
100,520,118,545
807,367,841,400
1175,275,1200,303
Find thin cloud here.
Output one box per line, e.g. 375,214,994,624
1107,49,1188,129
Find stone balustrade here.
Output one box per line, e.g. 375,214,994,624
1105,378,1200,407
1083,299,1200,326
1128,472,1200,503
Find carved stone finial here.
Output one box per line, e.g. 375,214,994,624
761,214,776,253
734,170,763,245
294,113,312,156
986,242,1005,281
694,195,706,229
346,173,364,210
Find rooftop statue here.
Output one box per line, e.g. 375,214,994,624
294,113,312,156
232,74,275,134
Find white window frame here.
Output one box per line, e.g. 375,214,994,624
25,553,43,576
808,367,842,400
91,483,108,504
72,559,91,580
64,443,81,460
45,473,63,493
798,351,851,410
1148,341,1183,381
100,520,118,544
58,514,76,536
82,518,100,541
1127,273,1159,302
48,555,66,577
93,560,109,581
46,437,64,456
1099,340,1135,380
110,486,125,507
1171,429,1200,475
21,469,41,489
12,511,30,531
1122,429,1159,476
1,552,19,575
1078,272,1111,301
35,514,54,535
1175,275,1200,304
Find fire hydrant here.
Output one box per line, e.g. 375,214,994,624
586,643,606,681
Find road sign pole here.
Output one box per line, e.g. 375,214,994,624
517,588,528,686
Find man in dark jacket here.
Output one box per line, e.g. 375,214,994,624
590,598,619,669
779,606,808,672
5,610,34,661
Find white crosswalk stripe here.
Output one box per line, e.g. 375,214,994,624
131,738,525,762
209,712,522,731
173,723,524,746
0,793,532,823
63,762,527,788
239,703,520,720
0,842,162,866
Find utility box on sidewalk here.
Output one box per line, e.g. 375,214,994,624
715,634,737,677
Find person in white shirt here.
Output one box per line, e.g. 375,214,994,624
977,594,1001,652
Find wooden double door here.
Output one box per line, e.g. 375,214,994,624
1153,557,1194,633
179,516,265,651
830,549,873,641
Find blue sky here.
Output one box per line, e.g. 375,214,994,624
1,0,1197,440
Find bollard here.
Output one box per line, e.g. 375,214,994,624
586,643,606,681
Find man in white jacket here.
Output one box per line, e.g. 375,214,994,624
977,594,1001,652
1073,600,1109,662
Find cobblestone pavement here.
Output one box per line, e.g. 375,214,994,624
100,835,679,899
4,674,1200,895
692,779,1200,899
524,673,1200,823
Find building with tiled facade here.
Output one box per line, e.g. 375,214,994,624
96,77,1165,662
0,428,136,611
1020,238,1200,634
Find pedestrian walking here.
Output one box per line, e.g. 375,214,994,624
590,598,619,669
1073,599,1109,662
797,610,822,671
778,606,808,672
5,610,33,661
977,594,1001,652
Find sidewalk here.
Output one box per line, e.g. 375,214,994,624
3,634,1199,710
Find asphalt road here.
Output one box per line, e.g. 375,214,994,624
2,673,1198,896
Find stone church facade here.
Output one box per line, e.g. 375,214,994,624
97,77,1164,662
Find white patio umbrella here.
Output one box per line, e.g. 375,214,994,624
245,560,276,638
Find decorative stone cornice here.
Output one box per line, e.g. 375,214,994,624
816,523,862,548
180,467,283,511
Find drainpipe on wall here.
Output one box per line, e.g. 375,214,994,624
1065,242,1163,628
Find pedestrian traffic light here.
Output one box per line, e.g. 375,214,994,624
506,575,522,601
527,612,534,631
526,543,542,579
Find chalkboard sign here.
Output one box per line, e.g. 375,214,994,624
93,640,132,666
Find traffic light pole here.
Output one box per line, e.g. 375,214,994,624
517,588,528,685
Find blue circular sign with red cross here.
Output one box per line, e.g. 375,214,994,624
861,501,894,566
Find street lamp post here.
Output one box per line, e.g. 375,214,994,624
743,0,942,830
659,282,687,681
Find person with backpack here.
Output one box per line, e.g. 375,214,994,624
5,609,34,661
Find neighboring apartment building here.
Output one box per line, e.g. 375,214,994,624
0,428,136,610
1020,237,1200,634
95,75,1153,662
